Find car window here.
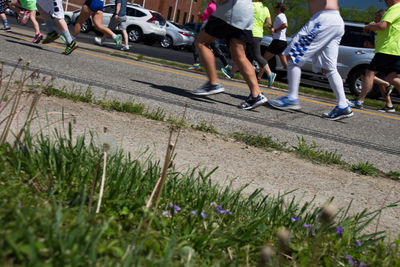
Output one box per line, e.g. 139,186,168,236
127,7,146,17
152,12,166,26
340,25,375,48
103,5,115,14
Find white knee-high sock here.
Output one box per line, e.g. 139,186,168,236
287,62,301,101
326,70,348,109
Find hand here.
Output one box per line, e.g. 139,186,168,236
270,27,275,33
114,14,118,19
363,22,373,33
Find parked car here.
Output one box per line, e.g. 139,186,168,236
182,22,202,34
260,22,380,97
64,11,75,25
71,4,166,45
160,21,195,49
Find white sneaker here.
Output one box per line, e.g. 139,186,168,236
94,36,103,46
121,45,130,51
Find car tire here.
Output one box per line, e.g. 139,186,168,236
80,19,91,33
347,68,380,98
128,26,143,43
160,36,173,48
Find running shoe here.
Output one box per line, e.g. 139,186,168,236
322,106,353,121
239,93,268,110
378,105,395,113
269,96,301,110
348,98,363,110
94,36,103,46
221,64,233,79
32,32,43,44
193,82,225,96
21,11,29,25
188,63,200,70
42,31,59,44
64,41,78,55
121,45,130,51
267,72,277,87
1,26,11,31
115,34,122,48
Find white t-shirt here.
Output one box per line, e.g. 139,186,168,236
272,13,287,41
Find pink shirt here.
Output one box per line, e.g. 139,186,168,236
199,2,217,23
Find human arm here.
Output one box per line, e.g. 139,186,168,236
271,22,288,33
364,21,389,33
114,0,121,18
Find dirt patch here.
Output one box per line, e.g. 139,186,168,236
19,96,400,237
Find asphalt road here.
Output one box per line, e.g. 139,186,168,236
1,25,399,174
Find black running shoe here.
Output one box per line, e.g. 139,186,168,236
239,93,268,110
64,41,78,55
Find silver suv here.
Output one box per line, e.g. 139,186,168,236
261,22,378,97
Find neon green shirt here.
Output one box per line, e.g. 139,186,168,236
375,2,400,56
252,2,270,38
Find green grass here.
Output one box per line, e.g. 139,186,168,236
1,129,399,265
41,86,399,181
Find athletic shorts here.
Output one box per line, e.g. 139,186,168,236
84,0,103,12
0,0,7,13
108,15,127,31
368,53,400,75
266,39,287,55
36,0,64,19
204,16,253,44
283,10,344,72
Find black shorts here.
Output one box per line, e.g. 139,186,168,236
204,16,253,44
266,39,287,55
368,53,400,75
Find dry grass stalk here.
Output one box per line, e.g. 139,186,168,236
96,151,107,213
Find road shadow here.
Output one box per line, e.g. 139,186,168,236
130,79,240,108
5,39,61,54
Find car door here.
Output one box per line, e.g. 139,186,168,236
102,4,115,27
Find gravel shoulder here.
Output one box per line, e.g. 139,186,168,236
31,96,400,238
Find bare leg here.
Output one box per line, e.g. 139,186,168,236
195,31,218,85
257,51,274,80
73,5,91,37
122,30,128,47
92,11,114,37
358,69,377,102
29,11,40,35
386,72,400,94
278,54,288,69
230,38,261,97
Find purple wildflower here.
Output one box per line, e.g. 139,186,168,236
201,211,206,218
162,211,171,218
291,216,301,222
346,254,354,266
358,262,367,267
227,210,232,215
210,202,216,207
355,240,362,246
168,204,181,214
303,224,310,228
191,210,197,215
336,227,344,237
20,145,25,152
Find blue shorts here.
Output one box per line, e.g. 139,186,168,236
85,0,103,12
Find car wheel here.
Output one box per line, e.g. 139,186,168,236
347,68,380,98
80,20,91,33
64,15,71,25
160,36,173,48
128,27,143,43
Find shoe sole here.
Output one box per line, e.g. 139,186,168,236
241,99,268,110
221,69,233,79
193,88,225,96
269,102,301,111
64,44,79,55
32,36,43,44
323,112,354,121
